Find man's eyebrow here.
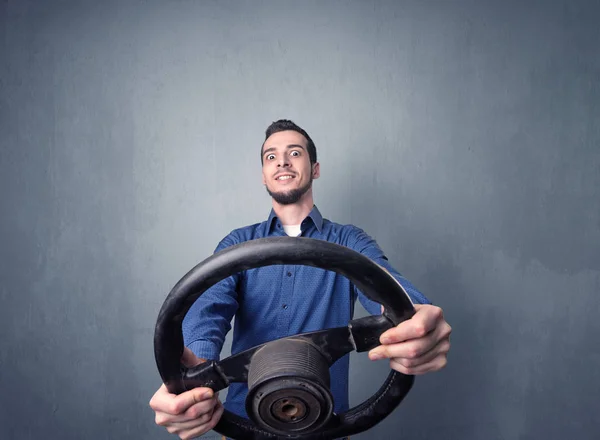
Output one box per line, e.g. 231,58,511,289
262,144,306,156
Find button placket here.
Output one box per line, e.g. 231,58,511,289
280,265,293,314
285,266,297,334
276,264,291,334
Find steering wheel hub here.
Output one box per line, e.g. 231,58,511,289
246,339,333,435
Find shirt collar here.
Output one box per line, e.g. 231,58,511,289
267,205,324,234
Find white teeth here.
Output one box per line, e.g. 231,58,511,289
277,175,293,180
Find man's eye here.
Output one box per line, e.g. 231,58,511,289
267,154,276,160
290,151,300,157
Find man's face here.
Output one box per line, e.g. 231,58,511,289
261,130,320,205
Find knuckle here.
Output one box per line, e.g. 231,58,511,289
414,325,428,338
187,404,204,419
406,347,421,358
167,402,180,414
186,407,198,419
401,357,417,368
441,340,451,353
391,359,409,374
149,397,163,412
155,413,167,426
201,412,213,424
192,410,208,423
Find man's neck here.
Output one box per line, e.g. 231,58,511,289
272,190,314,225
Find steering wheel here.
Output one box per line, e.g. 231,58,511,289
154,237,416,440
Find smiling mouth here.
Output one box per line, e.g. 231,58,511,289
275,175,295,181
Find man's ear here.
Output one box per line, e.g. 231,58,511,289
312,162,320,179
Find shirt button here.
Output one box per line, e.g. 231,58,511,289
282,304,288,309
287,272,292,277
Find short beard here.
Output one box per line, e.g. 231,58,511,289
266,178,312,205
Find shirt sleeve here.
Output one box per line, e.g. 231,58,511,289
345,227,431,315
182,233,241,361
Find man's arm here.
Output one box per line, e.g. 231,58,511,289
182,233,241,361
345,226,430,315
150,233,241,439
344,226,451,375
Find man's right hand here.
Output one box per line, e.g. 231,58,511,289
149,348,225,440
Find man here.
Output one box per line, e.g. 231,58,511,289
149,120,452,439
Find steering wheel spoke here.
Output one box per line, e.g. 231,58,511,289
183,360,229,392
348,314,396,352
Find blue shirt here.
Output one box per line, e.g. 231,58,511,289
182,206,430,418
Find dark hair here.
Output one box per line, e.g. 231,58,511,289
261,119,317,164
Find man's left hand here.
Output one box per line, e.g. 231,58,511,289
368,304,452,375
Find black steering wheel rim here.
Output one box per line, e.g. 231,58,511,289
154,237,416,439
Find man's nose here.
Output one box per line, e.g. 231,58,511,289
277,157,291,167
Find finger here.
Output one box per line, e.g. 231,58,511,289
155,396,218,425
150,385,215,416
164,410,214,434
371,320,451,360
371,331,437,360
390,353,448,375
380,305,444,344
178,400,225,440
391,339,451,369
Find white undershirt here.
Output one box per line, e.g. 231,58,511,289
282,224,302,237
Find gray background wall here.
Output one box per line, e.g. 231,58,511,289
1,1,599,439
